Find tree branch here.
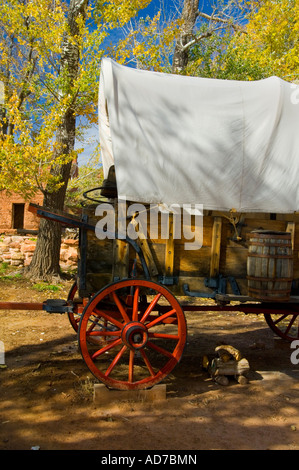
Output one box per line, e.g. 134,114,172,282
197,11,247,34
181,30,213,51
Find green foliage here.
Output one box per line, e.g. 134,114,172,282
0,262,9,274
0,262,23,280
65,164,103,208
0,273,23,280
214,0,299,81
184,27,233,78
32,282,63,292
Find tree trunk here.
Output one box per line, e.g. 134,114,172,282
172,0,199,74
24,0,88,281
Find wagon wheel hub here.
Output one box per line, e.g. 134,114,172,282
121,321,148,350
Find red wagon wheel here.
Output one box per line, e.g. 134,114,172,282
67,281,82,332
78,279,187,390
264,312,299,342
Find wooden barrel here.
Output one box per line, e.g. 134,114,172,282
247,231,293,302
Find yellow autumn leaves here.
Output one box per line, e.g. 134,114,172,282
224,0,299,81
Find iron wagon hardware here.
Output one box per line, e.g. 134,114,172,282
222,211,246,242
158,275,178,286
42,299,74,314
183,275,241,299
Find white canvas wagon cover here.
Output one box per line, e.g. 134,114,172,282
99,58,299,213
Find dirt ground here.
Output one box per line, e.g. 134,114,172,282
1,276,299,452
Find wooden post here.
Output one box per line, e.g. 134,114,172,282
112,200,129,280
165,213,174,277
286,221,295,250
112,239,129,280
139,238,159,277
210,216,222,278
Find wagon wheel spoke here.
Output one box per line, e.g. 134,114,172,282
89,330,121,338
272,313,291,326
146,341,175,359
132,287,140,322
148,332,180,340
112,292,131,324
287,315,299,339
264,311,299,341
105,345,127,377
128,349,135,383
140,293,162,323
146,308,176,329
140,348,156,377
93,307,124,330
91,338,122,360
86,315,101,334
78,279,187,390
282,315,297,335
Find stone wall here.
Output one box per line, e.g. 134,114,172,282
0,235,79,271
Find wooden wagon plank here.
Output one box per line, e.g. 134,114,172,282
112,239,129,280
165,214,175,277
138,239,159,277
286,221,295,250
210,217,222,278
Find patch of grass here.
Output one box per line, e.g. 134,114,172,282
0,262,9,274
73,375,96,401
0,273,23,280
0,263,24,280
32,282,63,292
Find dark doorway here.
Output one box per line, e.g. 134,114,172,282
12,203,25,229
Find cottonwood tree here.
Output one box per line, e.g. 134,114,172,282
219,0,299,81
28,0,90,280
0,0,151,280
113,0,250,74
171,0,298,80
171,0,250,74
115,0,297,80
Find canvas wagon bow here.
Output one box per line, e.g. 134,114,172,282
1,59,299,391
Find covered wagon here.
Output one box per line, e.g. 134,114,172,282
28,59,299,390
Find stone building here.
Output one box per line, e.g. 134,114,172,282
0,190,43,234
0,191,78,270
